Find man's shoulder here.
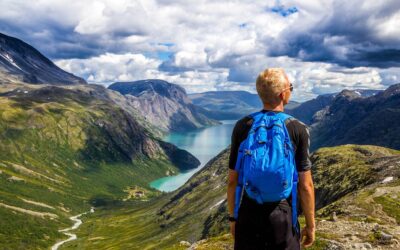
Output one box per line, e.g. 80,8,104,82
285,116,310,141
286,116,309,129
236,114,253,126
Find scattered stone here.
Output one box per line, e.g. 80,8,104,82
381,176,394,184
379,231,393,243
351,242,373,249
324,240,345,250
330,211,338,222
179,241,191,247
196,239,207,245
350,235,359,241
364,243,372,249
8,176,24,182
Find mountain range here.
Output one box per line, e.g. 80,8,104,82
286,89,382,125
271,86,400,152
189,90,300,119
1,31,400,250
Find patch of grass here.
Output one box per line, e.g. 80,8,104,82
373,195,400,223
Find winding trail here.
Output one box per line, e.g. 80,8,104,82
51,207,95,250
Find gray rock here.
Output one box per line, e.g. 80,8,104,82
364,243,372,249
351,242,373,249
324,240,345,250
379,231,393,243
372,223,380,232
330,211,338,222
381,176,394,184
179,240,191,247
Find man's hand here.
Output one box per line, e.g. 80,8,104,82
298,171,315,248
230,221,236,238
300,226,315,248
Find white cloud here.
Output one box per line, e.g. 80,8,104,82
2,0,400,101
56,53,161,84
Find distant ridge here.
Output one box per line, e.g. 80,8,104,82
190,90,300,119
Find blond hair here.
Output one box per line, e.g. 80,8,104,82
256,68,288,105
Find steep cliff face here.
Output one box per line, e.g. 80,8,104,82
109,80,220,132
0,32,86,85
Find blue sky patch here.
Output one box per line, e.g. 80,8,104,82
270,5,298,17
158,42,175,47
156,51,174,61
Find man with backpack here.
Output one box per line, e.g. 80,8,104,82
227,68,315,249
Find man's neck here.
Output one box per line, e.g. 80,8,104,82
262,103,284,112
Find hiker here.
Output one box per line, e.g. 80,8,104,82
227,68,315,249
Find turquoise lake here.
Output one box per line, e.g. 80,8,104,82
149,120,236,192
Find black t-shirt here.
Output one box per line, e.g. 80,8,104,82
229,110,312,172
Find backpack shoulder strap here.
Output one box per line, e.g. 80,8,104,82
248,111,264,121
275,112,293,122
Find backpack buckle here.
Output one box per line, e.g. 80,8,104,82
244,149,252,155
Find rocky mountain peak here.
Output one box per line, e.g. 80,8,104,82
377,83,400,99
109,79,190,105
108,79,219,132
334,89,363,100
0,32,86,85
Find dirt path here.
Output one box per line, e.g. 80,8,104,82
51,207,94,250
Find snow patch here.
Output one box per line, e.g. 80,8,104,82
0,52,23,71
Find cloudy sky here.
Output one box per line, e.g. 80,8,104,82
1,0,400,101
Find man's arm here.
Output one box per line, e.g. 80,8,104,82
291,121,315,247
298,170,315,248
227,120,244,238
227,169,238,217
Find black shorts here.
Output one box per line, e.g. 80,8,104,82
234,192,300,250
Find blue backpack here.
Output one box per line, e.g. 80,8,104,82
234,111,299,232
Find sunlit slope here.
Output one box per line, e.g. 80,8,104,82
65,144,400,249
0,83,198,249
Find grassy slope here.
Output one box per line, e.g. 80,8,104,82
0,83,189,249
60,149,230,249
65,145,400,249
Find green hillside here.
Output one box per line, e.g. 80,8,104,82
0,83,199,249
63,144,400,249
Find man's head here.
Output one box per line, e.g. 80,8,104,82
256,68,292,107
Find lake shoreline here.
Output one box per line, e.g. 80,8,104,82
150,120,236,192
